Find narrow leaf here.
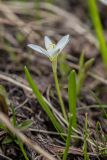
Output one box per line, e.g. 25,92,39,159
88,0,107,67
2,135,13,145
83,113,90,160
11,106,17,127
68,70,77,129
77,53,85,96
84,58,94,72
63,114,73,160
24,66,63,133
17,120,33,131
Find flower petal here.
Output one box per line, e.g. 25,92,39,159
56,35,70,52
48,47,60,57
27,44,48,56
99,0,107,5
44,36,53,50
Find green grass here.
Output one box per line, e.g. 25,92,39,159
88,0,107,67
63,114,73,160
24,66,64,134
68,70,77,129
83,113,90,160
77,53,94,96
63,70,77,160
77,52,84,96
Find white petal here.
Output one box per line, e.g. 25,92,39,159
44,36,53,50
99,0,107,5
48,47,60,57
27,44,48,56
56,35,70,52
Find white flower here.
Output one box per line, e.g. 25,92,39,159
99,0,107,5
28,35,70,61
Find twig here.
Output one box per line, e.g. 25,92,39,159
0,3,38,42
0,153,12,160
50,144,97,157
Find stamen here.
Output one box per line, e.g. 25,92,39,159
47,44,55,50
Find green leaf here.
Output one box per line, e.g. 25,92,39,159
15,138,29,160
11,106,17,127
84,58,94,72
17,120,33,131
77,53,85,96
2,135,13,145
59,53,70,76
77,53,94,96
68,70,77,129
0,123,6,130
88,0,107,67
18,140,29,160
24,66,64,133
63,114,73,160
83,113,90,160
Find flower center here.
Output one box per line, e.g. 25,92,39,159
47,43,55,50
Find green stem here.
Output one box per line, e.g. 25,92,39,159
63,114,73,160
52,58,67,121
19,140,29,160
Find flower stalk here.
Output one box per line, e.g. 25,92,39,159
52,57,67,121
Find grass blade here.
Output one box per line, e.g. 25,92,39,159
17,120,33,131
16,139,29,160
68,70,77,129
63,114,72,160
11,106,17,126
83,113,90,160
24,66,64,133
77,52,85,96
88,0,107,67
